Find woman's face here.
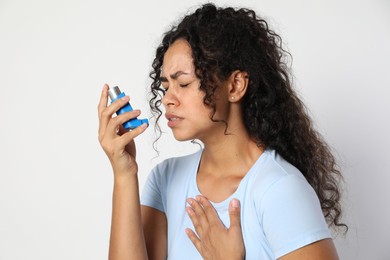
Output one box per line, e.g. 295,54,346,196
161,39,228,142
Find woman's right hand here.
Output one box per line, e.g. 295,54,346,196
98,84,148,177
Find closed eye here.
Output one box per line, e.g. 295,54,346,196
159,85,168,95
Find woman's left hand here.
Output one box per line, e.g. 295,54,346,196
185,196,245,260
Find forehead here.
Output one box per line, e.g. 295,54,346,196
161,39,194,76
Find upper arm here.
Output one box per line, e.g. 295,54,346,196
278,238,339,260
142,205,167,260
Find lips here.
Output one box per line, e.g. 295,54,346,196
165,113,184,127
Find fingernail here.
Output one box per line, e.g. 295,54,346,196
231,198,240,208
121,96,129,102
186,207,193,215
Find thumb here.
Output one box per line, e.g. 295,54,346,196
228,198,242,230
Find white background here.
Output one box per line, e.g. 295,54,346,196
0,0,389,259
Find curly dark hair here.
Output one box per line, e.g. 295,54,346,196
149,3,347,232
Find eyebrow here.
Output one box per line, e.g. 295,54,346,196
160,71,190,82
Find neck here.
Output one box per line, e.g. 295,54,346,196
199,124,264,177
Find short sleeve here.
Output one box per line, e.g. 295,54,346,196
141,164,165,213
260,175,331,258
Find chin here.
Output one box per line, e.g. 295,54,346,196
171,129,196,142
172,134,193,142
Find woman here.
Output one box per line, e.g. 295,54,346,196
98,3,346,259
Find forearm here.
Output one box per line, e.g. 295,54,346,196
109,173,148,260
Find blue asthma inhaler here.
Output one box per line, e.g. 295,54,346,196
108,86,149,130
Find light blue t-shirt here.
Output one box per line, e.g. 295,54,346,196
141,149,331,259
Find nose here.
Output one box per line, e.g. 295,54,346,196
162,88,179,108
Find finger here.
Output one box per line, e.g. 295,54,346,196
228,198,242,231
117,123,148,148
106,110,141,137
98,84,109,139
196,195,222,227
187,198,208,225
98,84,109,116
98,86,131,138
185,228,202,253
105,95,131,117
186,205,204,237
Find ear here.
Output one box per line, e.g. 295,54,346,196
227,70,249,102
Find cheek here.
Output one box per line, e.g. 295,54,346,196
192,98,212,118
184,89,208,111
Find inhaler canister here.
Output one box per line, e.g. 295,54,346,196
108,86,149,130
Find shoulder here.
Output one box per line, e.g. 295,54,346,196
250,150,331,258
141,150,201,212
249,149,310,200
147,150,202,186
250,149,329,234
